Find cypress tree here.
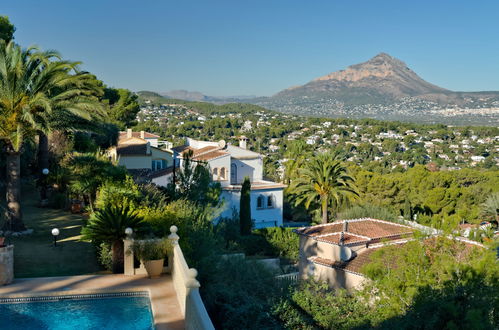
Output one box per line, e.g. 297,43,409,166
240,177,252,235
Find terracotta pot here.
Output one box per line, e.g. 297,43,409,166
71,200,82,214
144,259,164,278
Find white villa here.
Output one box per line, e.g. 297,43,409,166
172,137,286,228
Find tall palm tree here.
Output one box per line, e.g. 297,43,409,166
288,153,358,224
0,40,103,230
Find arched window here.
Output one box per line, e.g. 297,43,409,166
267,194,275,209
213,167,219,180
257,195,265,209
220,167,226,180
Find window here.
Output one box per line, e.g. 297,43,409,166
213,168,219,180
267,194,275,208
152,159,164,171
220,167,226,180
231,163,237,184
257,195,265,209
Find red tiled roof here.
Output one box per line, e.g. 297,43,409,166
117,143,149,156
192,150,229,161
310,247,381,276
149,166,174,179
171,145,194,153
193,145,219,156
119,131,160,139
295,218,414,246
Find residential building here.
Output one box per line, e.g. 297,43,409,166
172,137,286,228
294,218,414,290
109,129,173,183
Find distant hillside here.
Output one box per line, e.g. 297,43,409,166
160,89,257,104
250,53,499,125
136,91,271,115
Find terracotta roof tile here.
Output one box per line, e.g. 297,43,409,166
192,150,228,161
117,143,149,156
311,248,381,276
295,218,414,246
119,131,160,139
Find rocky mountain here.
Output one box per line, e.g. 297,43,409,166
251,53,499,124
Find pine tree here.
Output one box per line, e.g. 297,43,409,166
240,177,252,235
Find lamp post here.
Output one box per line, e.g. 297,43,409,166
40,168,49,207
52,228,59,247
125,227,133,237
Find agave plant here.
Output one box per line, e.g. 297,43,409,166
81,205,146,273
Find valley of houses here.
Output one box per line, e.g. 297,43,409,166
138,102,499,175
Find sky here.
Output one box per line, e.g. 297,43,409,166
4,0,499,96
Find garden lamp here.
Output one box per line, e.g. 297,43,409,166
125,227,133,237
52,228,60,247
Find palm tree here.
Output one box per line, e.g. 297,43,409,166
283,140,307,184
0,40,103,230
81,205,146,273
482,192,499,224
288,153,358,224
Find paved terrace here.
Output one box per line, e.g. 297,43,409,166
0,274,184,330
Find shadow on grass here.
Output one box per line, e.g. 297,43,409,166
9,183,101,278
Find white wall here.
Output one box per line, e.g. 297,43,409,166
231,158,263,183
219,188,283,228
152,173,172,187
207,155,231,187
151,148,173,167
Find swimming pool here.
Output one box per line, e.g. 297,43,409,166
0,292,154,330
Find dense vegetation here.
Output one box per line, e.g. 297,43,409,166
274,237,499,329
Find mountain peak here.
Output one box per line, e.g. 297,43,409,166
315,53,408,82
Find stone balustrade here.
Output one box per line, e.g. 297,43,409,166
124,226,214,330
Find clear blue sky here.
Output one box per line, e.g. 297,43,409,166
4,0,499,96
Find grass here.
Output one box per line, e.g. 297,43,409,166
6,183,103,278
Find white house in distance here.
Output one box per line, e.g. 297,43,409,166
172,137,286,228
108,129,173,184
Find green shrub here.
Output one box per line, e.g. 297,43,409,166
337,203,398,222
98,242,113,271
201,257,287,329
255,227,300,262
237,234,274,256
131,238,171,261
94,177,141,211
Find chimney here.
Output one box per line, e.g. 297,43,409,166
126,128,133,138
140,131,145,139
239,136,248,149
343,221,349,232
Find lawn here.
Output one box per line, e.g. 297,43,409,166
7,183,103,278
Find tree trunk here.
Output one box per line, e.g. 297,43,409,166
38,131,49,202
321,198,328,224
111,240,124,274
4,150,25,231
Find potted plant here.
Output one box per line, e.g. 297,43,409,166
132,239,172,278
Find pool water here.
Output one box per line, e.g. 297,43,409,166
0,295,154,330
